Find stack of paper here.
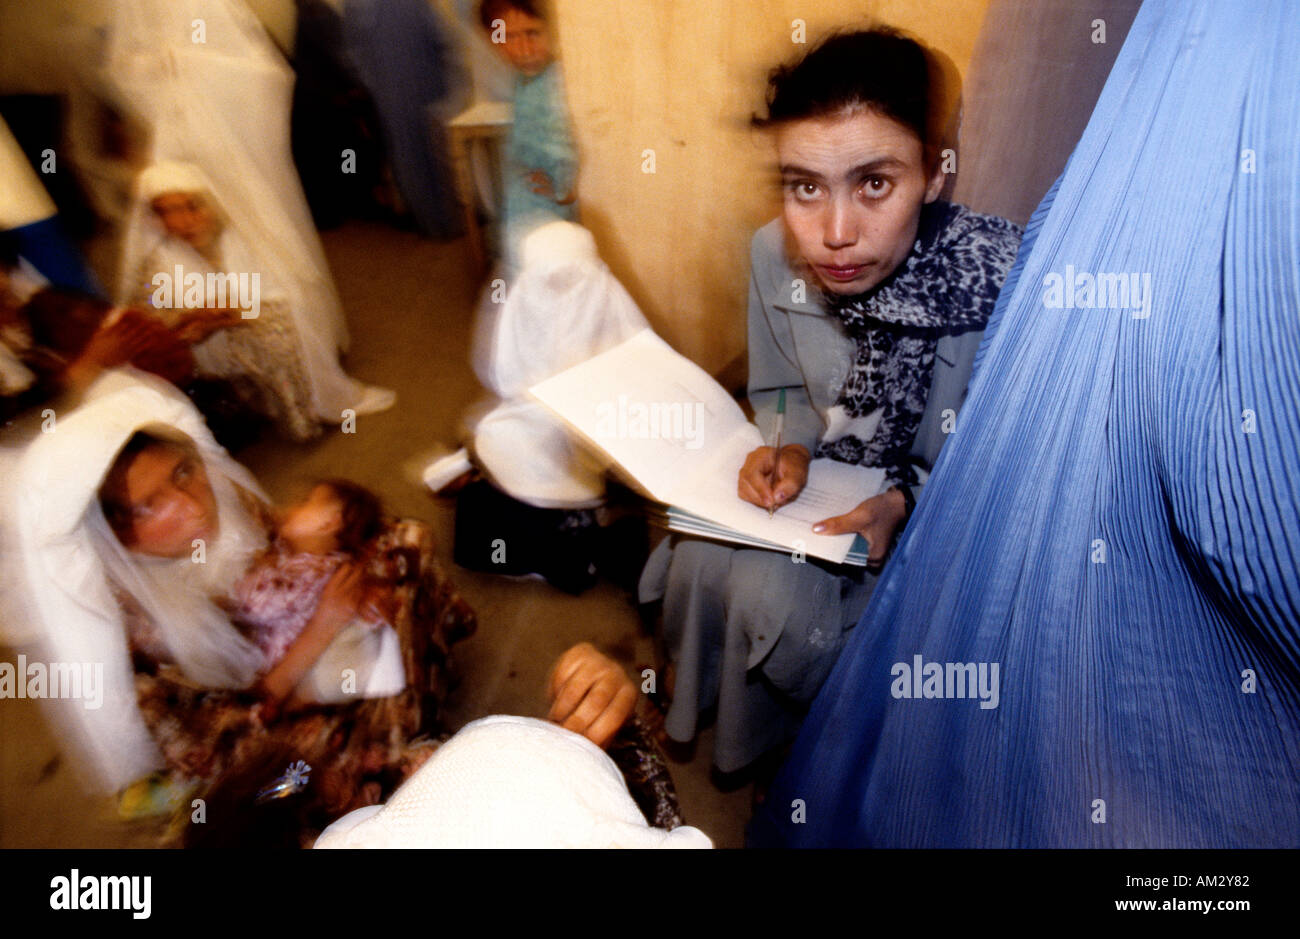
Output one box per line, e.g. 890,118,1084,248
650,505,872,565
529,329,885,565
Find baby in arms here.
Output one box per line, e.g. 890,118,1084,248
227,479,403,709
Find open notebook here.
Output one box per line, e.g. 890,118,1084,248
529,329,885,565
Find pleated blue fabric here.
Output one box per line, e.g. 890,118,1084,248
750,0,1300,848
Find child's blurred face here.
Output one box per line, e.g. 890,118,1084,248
151,191,219,253
490,9,552,77
279,484,343,552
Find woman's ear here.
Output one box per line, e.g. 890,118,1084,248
923,162,947,204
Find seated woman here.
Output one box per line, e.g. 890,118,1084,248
312,714,710,849
6,369,471,820
101,462,413,717
184,643,695,847
119,161,395,442
639,29,1024,775
440,220,650,594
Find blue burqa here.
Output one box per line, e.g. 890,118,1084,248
344,0,465,239
751,0,1300,848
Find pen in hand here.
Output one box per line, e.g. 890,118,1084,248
768,388,786,518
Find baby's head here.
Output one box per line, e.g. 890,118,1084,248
278,480,383,556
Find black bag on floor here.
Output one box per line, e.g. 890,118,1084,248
452,480,599,595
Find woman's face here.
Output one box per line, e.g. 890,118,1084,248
490,9,552,77
117,444,219,557
151,191,219,253
777,109,944,296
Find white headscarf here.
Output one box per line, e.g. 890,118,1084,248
118,157,394,419
6,369,268,792
470,222,649,508
314,716,713,849
132,160,213,206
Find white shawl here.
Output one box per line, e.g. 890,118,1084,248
315,715,713,849
118,159,394,420
470,222,649,508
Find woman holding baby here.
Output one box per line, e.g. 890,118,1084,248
8,371,643,830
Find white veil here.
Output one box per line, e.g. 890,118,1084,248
102,0,349,354
6,369,269,792
117,157,393,419
470,221,649,508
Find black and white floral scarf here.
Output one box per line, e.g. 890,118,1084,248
815,201,1023,489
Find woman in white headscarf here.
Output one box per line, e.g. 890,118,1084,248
430,220,650,593
4,369,470,808
7,369,267,791
180,643,703,848
468,220,649,508
120,160,394,441
94,0,348,344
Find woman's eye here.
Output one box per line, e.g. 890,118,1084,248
788,181,820,202
861,176,892,200
173,461,193,485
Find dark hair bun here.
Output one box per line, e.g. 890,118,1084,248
754,27,958,171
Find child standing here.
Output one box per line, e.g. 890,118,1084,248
479,0,578,269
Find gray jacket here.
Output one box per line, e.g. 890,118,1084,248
746,218,986,508
639,219,990,658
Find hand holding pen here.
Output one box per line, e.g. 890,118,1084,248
768,388,785,517
737,389,811,512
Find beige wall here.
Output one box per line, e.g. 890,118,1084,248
553,0,992,382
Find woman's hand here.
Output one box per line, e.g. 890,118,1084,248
86,314,158,365
812,487,908,566
315,563,368,630
546,642,637,749
357,580,397,629
255,563,367,704
172,308,246,344
739,443,810,511
62,314,158,391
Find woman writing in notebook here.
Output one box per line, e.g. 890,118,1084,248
640,28,1024,777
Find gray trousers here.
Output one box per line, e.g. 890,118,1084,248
640,536,878,773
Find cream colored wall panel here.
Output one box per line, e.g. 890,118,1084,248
553,0,991,380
